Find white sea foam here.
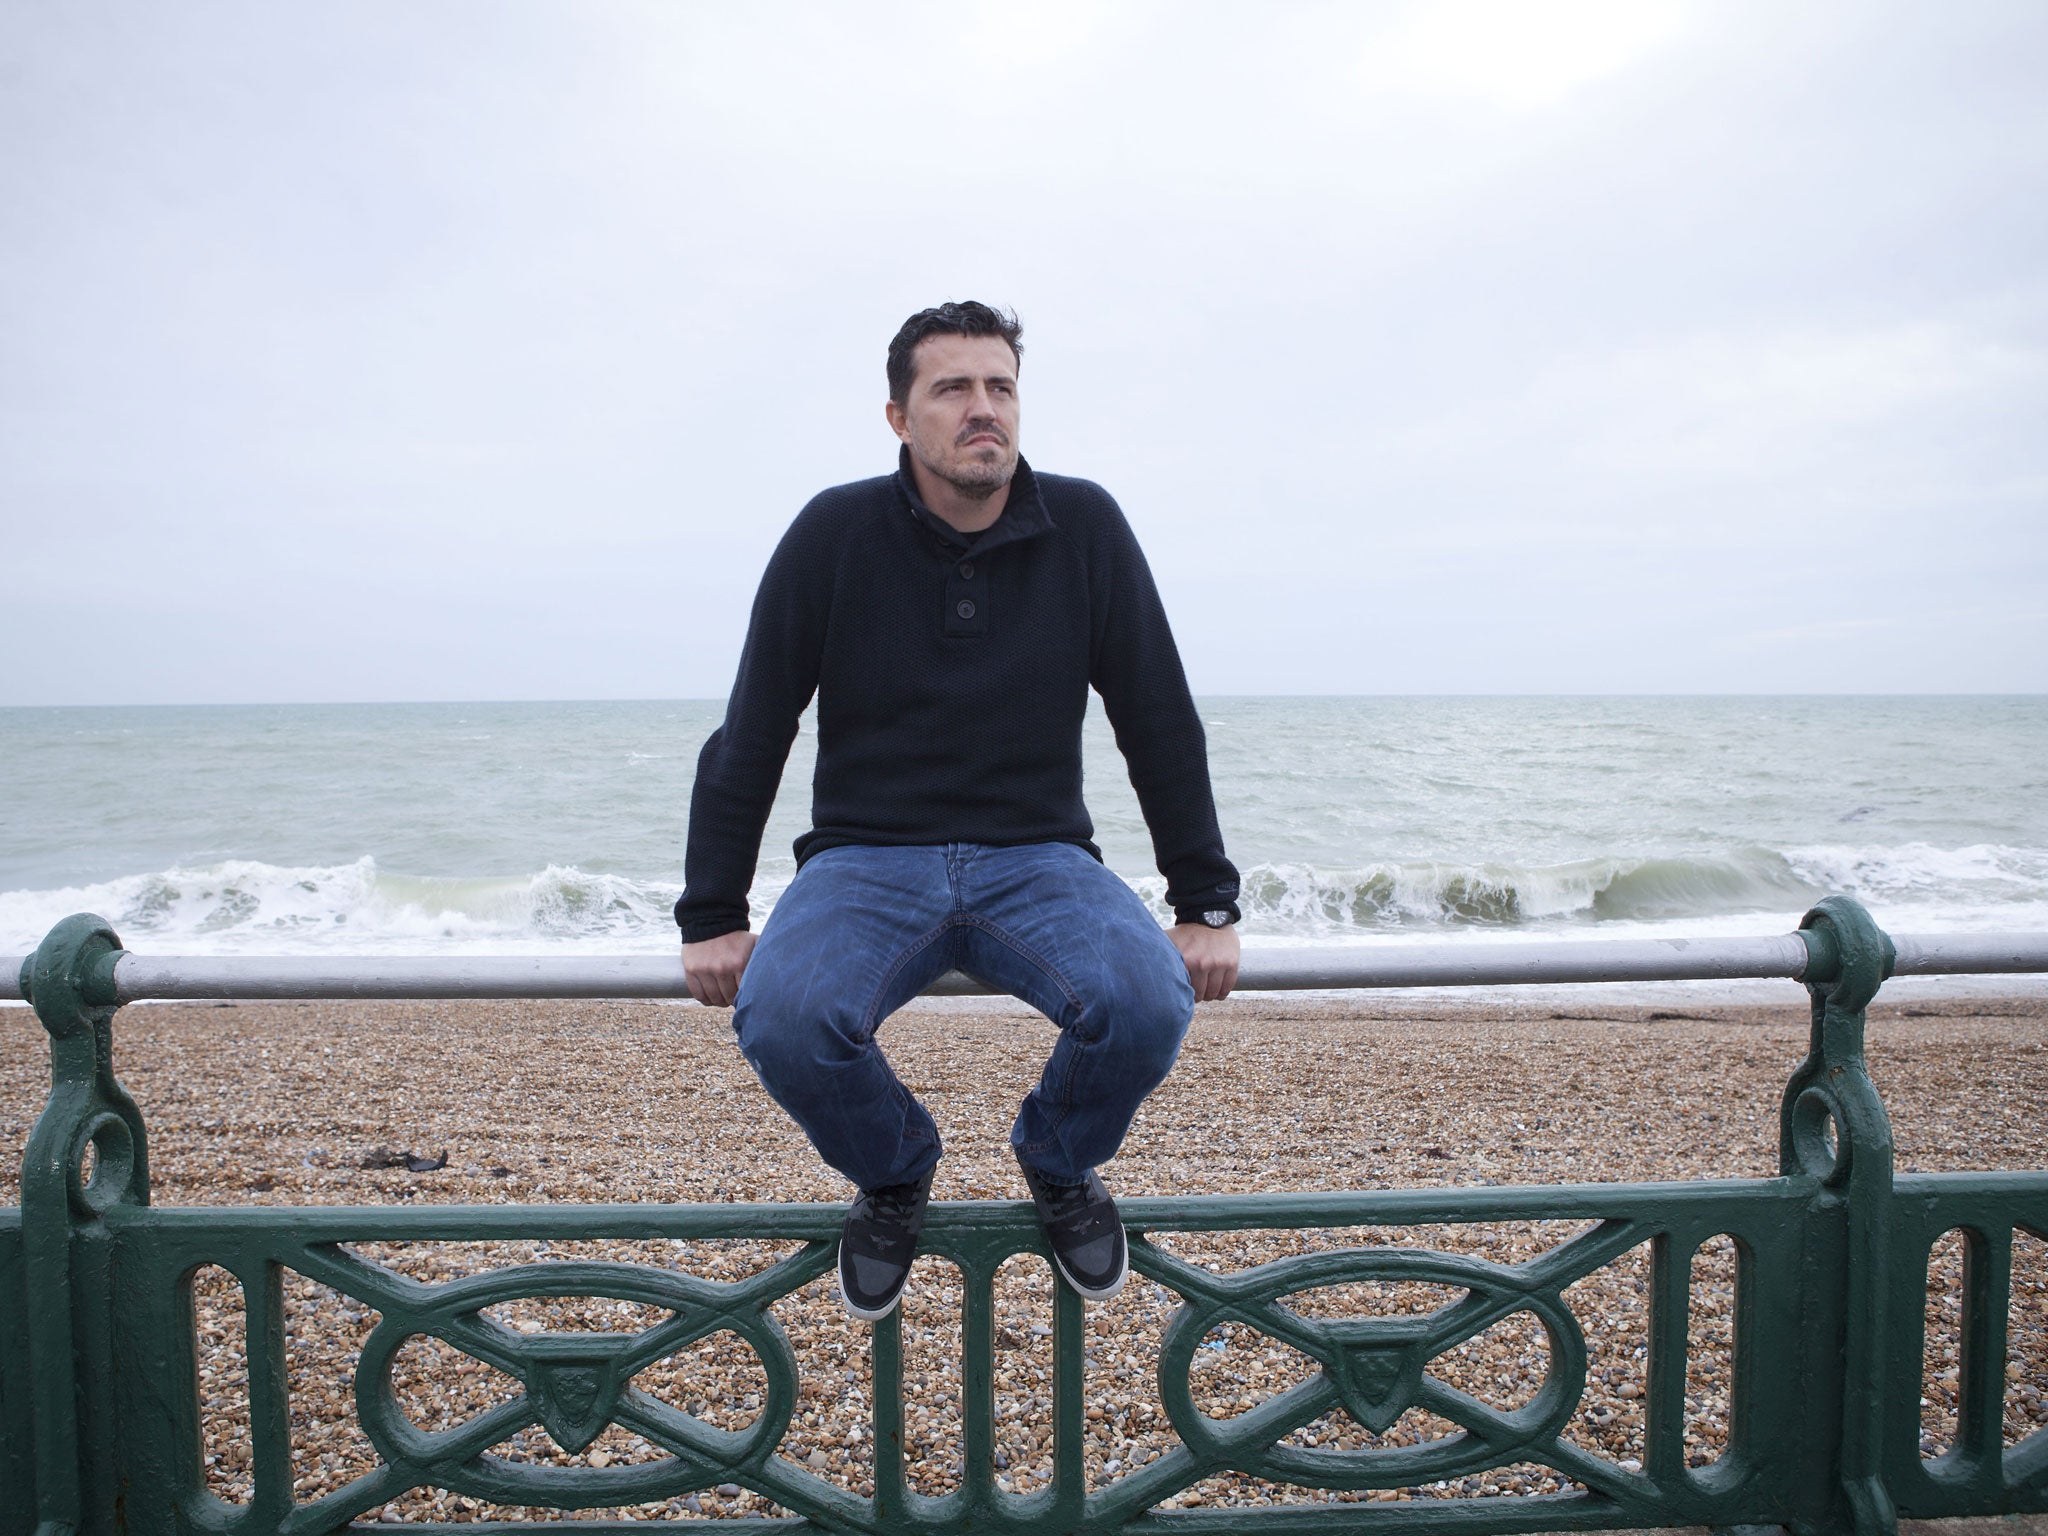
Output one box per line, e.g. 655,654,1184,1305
5,838,2045,961
1783,841,2048,904
1185,844,2048,938
0,859,694,956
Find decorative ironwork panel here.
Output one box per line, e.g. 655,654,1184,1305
1882,1173,2048,1516
95,1185,1833,1535
5,901,2047,1535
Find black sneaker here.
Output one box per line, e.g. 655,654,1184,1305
1016,1154,1128,1300
837,1170,933,1321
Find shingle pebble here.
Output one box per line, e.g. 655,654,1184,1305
2,992,2042,1521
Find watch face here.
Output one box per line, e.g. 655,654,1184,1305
1202,909,1230,928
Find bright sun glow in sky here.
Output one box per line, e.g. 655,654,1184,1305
1377,0,1689,106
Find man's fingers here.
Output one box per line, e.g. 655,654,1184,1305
1187,958,1227,1002
1170,925,1240,1003
685,964,737,1007
682,932,755,1009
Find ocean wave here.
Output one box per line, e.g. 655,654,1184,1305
1145,843,2048,934
1175,849,1816,933
4,842,2044,956
0,858,686,955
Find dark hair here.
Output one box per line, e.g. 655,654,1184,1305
887,301,1024,405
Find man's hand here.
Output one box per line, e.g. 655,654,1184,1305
682,930,757,1008
1168,922,1239,1003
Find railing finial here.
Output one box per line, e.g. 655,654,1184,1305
1782,895,1900,1536
20,913,149,1536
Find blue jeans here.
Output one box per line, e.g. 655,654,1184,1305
731,842,1195,1192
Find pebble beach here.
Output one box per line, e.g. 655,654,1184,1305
3,992,2044,1524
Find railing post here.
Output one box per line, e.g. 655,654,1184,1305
1782,895,1898,1536
19,914,149,1536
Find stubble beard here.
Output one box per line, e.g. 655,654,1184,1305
914,426,1017,503
937,453,1016,502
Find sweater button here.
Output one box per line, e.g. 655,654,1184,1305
956,599,977,620
959,561,974,579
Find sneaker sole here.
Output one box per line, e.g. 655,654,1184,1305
837,1240,907,1323
1049,1245,1128,1302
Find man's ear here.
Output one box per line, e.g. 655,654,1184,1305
884,398,910,443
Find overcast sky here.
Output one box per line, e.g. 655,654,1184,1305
3,1,2043,704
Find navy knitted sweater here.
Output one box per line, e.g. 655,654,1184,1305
674,451,1241,943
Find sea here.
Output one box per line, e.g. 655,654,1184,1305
3,696,2044,999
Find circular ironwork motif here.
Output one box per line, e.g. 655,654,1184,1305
70,1109,137,1215
353,1261,794,1506
1157,1246,1587,1487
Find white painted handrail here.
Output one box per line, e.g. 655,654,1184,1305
7,930,2046,1003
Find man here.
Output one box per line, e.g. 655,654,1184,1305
676,301,1240,1322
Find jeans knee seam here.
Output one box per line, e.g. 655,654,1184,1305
966,916,1092,1143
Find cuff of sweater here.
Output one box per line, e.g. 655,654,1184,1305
1168,871,1241,926
675,902,751,945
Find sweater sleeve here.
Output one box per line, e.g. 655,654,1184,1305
674,510,832,943
1085,493,1242,922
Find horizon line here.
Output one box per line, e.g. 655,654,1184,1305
3,690,2045,710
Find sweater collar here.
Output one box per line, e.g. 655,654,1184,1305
894,445,1054,555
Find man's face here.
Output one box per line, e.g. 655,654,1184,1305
886,333,1020,500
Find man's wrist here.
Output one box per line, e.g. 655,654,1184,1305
1173,904,1240,928
680,920,751,946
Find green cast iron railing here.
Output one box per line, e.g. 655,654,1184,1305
3,897,2045,1535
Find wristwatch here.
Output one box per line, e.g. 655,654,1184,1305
1195,909,1235,928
